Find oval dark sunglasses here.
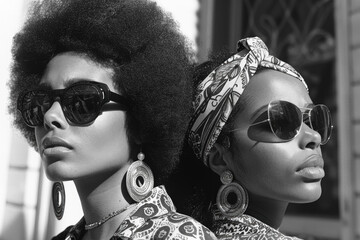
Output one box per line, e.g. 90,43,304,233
17,81,131,127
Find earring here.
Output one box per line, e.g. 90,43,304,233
52,181,66,220
126,151,154,202
216,170,248,218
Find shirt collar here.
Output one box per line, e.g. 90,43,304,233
64,186,175,239
114,185,176,238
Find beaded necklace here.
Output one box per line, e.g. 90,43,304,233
84,203,136,230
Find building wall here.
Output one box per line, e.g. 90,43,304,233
337,0,360,239
0,1,39,239
350,0,360,238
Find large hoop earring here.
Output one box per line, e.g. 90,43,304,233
52,181,66,220
216,170,248,218
126,152,154,202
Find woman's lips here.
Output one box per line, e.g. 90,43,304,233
42,137,73,156
297,167,325,181
296,155,325,181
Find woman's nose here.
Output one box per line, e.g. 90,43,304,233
298,123,322,150
42,101,68,130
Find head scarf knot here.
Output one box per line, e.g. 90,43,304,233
187,36,308,166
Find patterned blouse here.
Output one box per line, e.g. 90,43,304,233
52,186,217,240
213,213,302,240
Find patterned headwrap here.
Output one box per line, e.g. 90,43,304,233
188,36,308,166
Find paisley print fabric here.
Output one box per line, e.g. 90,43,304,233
187,36,308,165
213,213,302,240
115,186,216,239
52,186,217,240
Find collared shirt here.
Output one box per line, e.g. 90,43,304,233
213,213,302,240
52,186,217,240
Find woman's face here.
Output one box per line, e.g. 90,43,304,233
229,69,324,203
35,52,130,181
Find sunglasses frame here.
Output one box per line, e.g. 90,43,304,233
17,80,131,127
231,100,333,145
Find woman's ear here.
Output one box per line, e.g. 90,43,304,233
208,142,232,176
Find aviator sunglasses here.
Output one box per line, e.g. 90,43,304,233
232,100,333,145
17,81,131,127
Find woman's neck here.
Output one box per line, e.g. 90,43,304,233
244,192,288,229
73,163,135,239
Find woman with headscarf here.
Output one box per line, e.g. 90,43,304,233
167,36,333,239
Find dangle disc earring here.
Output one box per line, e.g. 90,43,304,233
52,181,66,220
126,151,154,202
216,170,248,218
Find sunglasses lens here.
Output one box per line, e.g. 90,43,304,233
20,91,52,127
62,84,103,124
268,101,302,140
310,105,332,144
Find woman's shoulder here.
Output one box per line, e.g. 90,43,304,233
213,214,302,240
116,211,217,240
51,186,218,240
154,211,217,239
115,185,217,239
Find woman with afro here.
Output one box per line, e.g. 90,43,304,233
8,0,217,239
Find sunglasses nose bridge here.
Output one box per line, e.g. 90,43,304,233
49,89,67,111
43,93,62,113
41,96,69,128
297,106,316,131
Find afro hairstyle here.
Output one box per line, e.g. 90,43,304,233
8,0,195,185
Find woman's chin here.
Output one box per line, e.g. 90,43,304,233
292,184,322,203
45,167,72,182
46,173,65,182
